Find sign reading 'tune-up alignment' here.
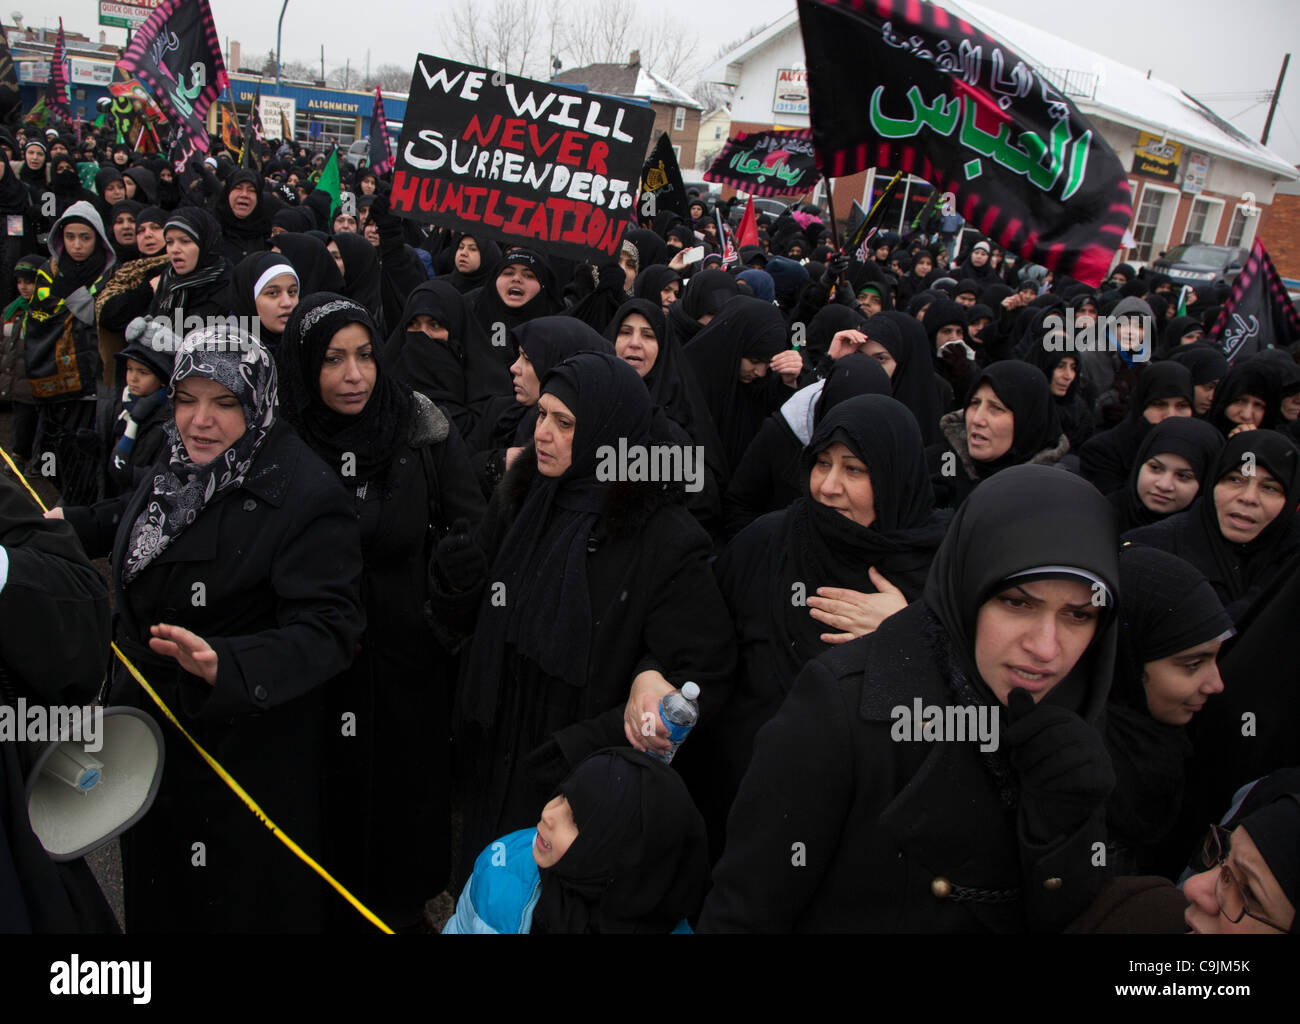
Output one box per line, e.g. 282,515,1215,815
391,55,655,263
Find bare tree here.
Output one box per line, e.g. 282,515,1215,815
363,63,414,92
448,0,545,78
641,21,702,85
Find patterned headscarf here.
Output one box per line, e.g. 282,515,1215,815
122,325,278,584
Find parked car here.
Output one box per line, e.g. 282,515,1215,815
1151,243,1249,290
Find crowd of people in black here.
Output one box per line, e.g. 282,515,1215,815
1,118,1297,935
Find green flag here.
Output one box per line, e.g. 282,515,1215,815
317,148,341,220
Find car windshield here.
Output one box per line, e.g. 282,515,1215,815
1164,244,1231,266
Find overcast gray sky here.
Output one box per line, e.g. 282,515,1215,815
33,0,1300,162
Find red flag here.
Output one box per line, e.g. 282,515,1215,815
369,87,395,176
736,196,759,249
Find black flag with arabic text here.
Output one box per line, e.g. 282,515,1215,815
1208,239,1300,364
639,131,688,227
704,128,819,197
797,0,1132,287
117,0,228,156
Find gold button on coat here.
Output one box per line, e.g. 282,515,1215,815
930,877,952,899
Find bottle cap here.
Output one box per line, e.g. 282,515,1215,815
681,681,700,701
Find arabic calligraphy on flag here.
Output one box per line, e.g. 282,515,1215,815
797,0,1132,287
704,129,819,197
117,0,228,155
1207,239,1300,364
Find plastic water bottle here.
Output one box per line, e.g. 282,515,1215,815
647,682,700,765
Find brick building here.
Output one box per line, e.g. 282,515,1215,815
709,3,1297,272
555,52,704,169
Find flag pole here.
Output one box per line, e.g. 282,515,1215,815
823,175,842,253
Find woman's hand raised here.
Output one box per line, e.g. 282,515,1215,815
623,668,676,756
807,568,908,644
149,623,219,685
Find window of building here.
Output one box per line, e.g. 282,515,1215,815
674,106,685,131
714,125,723,140
672,144,681,161
1225,202,1259,249
1182,196,1223,244
1131,184,1179,262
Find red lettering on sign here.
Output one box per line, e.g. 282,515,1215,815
556,131,586,167
439,182,463,215
586,140,609,175
528,125,560,159
586,206,607,248
419,176,439,211
499,118,526,150
461,186,487,220
463,114,501,146
502,195,532,235
390,170,418,211
482,189,506,228
526,200,551,241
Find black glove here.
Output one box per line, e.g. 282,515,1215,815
823,254,850,282
368,189,394,227
433,517,485,593
1004,688,1114,843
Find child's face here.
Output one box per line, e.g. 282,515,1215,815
16,278,35,300
125,359,162,398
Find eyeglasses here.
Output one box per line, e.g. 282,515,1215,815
1200,824,1288,932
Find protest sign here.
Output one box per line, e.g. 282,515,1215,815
390,55,655,262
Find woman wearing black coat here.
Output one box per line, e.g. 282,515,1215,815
276,294,486,930
1106,417,1224,534
722,353,892,536
1079,362,1196,497
700,465,1120,933
56,326,365,932
430,352,736,882
702,395,950,846
1123,430,1300,624
926,361,1068,509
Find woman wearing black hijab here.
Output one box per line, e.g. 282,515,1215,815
701,465,1120,932
467,316,615,497
633,264,681,315
1104,546,1234,878
106,199,142,263
444,749,709,933
466,249,563,362
927,361,1068,509
1107,417,1224,534
723,353,892,536
704,395,950,837
331,231,386,335
667,268,739,346
276,293,485,930
1168,344,1228,416
1022,308,1094,453
685,295,797,482
442,233,503,294
216,168,272,266
384,279,510,444
271,231,347,296
623,227,668,272
1080,362,1196,496
228,252,299,353
875,310,948,444
430,351,735,881
1123,429,1300,623
1205,360,1280,437
147,207,231,321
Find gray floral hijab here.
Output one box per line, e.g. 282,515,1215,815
123,325,278,585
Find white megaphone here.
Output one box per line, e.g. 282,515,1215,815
25,707,164,862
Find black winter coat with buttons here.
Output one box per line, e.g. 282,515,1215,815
64,420,364,933
699,601,1109,933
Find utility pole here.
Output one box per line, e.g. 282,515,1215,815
1261,52,1290,146
275,0,290,94
344,58,349,90
320,44,324,84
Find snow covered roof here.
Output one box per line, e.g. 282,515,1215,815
712,3,1295,180
555,62,704,110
